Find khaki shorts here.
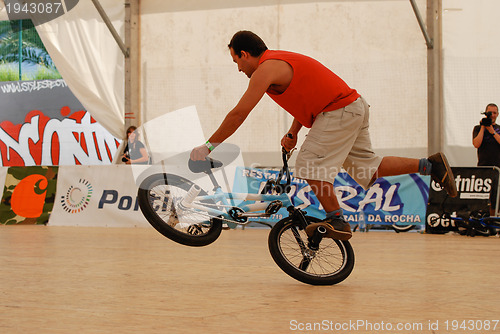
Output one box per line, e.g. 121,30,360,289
295,96,382,189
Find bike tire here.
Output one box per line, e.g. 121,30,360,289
137,173,222,247
268,216,355,286
391,224,415,233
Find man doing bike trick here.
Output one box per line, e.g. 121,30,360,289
190,30,457,241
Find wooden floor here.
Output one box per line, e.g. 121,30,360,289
0,226,499,334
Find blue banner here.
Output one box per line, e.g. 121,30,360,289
233,167,430,226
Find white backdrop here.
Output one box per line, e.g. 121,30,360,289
141,0,428,166
32,0,125,139
3,0,499,167
443,0,500,166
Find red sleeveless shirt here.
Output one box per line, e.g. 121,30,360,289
258,50,360,128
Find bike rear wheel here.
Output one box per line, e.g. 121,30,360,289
268,216,355,285
137,173,222,247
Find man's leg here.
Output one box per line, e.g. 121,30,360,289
308,157,419,213
371,155,457,197
306,179,340,212
305,179,352,240
304,158,420,241
304,154,457,240
372,156,419,179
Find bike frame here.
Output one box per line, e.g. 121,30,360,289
180,148,298,226
183,185,293,225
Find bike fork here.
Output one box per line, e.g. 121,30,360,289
308,226,326,250
286,206,325,250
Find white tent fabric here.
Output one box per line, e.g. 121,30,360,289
0,6,5,20
442,0,500,166
3,0,500,167
31,1,125,139
141,0,428,166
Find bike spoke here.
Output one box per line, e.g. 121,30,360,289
289,227,314,271
290,225,307,252
279,224,347,277
147,183,215,235
312,242,345,274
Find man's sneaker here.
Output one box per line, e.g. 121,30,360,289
428,152,458,197
305,217,352,241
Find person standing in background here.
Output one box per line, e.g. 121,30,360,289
473,103,500,219
473,103,500,167
122,126,150,165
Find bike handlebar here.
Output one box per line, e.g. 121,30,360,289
260,146,293,195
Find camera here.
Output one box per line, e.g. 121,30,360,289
122,152,130,162
480,111,493,126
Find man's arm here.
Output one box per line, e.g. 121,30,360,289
473,126,485,148
473,125,500,147
190,62,278,160
208,75,270,145
281,118,302,151
487,125,500,144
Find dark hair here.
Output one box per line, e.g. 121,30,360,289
126,125,137,135
485,103,498,112
228,31,268,57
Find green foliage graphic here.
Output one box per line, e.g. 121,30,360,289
0,20,61,81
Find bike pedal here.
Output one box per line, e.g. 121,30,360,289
265,200,283,215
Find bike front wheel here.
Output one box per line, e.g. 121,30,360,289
268,216,355,285
137,173,222,247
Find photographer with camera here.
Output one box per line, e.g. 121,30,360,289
473,103,500,167
472,103,500,221
122,126,150,165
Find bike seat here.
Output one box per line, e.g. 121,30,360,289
188,157,223,173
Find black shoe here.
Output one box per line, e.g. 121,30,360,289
428,152,458,197
305,217,352,241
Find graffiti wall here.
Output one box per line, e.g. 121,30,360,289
0,79,121,166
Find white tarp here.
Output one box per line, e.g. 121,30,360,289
442,0,500,166
140,0,428,166
26,0,125,139
3,0,500,167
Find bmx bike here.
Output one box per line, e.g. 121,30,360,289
432,210,500,237
137,148,355,285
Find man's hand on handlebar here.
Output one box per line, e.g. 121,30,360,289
190,145,210,161
281,133,297,153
